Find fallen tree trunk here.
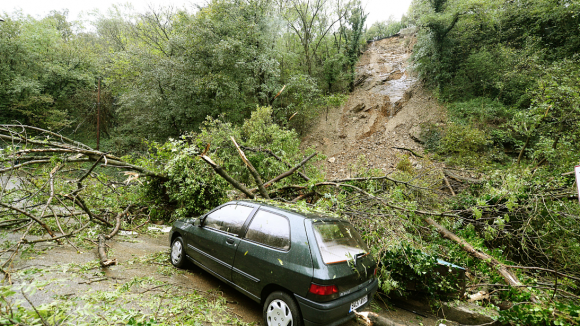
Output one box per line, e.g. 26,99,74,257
200,155,255,199
423,217,529,293
98,234,117,267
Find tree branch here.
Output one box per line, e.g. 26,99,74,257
231,137,269,199
200,155,255,199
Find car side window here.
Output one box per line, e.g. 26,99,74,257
245,210,290,250
204,204,253,235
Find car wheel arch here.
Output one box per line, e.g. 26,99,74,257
171,232,182,244
261,284,296,305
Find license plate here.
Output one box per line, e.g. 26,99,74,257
349,295,368,312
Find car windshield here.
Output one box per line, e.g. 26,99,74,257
312,222,368,264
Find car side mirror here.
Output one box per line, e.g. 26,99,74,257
197,216,206,227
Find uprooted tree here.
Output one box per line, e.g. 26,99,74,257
0,124,164,278
1,109,579,324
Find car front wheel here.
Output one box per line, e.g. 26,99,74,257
263,291,302,326
170,236,187,268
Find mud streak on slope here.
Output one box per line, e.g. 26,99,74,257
302,33,446,179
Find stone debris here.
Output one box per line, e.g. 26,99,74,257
302,34,446,179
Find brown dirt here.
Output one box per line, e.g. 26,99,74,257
302,35,446,179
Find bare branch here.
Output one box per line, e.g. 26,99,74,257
105,205,133,240
200,155,255,199
231,137,269,199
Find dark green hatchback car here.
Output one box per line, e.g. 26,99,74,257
169,200,378,326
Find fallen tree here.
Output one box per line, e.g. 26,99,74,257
195,137,580,313
0,125,153,280
1,120,578,324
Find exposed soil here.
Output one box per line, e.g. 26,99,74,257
302,34,446,178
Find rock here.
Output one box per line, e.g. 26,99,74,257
352,103,366,113
328,157,336,163
440,301,499,325
409,125,422,142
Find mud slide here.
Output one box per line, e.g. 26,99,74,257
302,31,446,178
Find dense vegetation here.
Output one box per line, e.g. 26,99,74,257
0,0,369,152
408,0,580,323
1,0,580,325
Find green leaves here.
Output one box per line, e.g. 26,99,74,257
0,12,97,130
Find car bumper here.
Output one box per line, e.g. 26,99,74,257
294,278,379,326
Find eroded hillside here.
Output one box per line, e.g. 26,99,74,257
303,32,446,178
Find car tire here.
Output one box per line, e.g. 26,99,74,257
263,291,303,326
170,236,187,268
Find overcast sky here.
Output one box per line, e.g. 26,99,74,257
0,0,413,26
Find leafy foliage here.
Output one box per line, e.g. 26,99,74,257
0,11,98,130
378,244,463,298
365,16,409,41
1,0,369,153
139,106,321,220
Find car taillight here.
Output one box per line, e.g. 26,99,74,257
309,283,338,296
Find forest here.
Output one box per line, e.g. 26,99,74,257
1,0,580,325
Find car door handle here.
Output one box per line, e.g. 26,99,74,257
226,238,235,245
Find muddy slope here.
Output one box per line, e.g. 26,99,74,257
303,34,446,178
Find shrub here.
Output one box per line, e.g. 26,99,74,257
438,123,491,166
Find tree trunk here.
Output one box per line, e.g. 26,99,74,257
231,137,269,199
98,234,117,267
200,155,255,199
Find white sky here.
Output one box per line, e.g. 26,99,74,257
0,0,413,26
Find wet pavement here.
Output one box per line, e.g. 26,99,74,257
3,231,456,325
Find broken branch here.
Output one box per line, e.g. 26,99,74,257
240,146,310,181
98,234,117,267
231,137,269,199
200,155,255,199
260,152,317,189
105,204,132,240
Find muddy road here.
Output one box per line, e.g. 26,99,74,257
3,230,455,326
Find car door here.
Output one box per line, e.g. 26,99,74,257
232,208,313,299
187,203,255,281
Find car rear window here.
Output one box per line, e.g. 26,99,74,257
313,222,368,264
245,210,290,250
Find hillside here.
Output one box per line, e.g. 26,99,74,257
302,32,445,178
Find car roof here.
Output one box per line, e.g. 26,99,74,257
235,200,344,223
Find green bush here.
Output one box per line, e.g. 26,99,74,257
139,106,321,220
378,244,463,298
447,98,512,128
437,123,491,166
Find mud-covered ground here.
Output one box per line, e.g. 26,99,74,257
3,230,457,325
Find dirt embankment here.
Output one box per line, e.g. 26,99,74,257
302,33,446,178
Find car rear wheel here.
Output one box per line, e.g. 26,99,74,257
170,236,187,268
263,291,302,326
